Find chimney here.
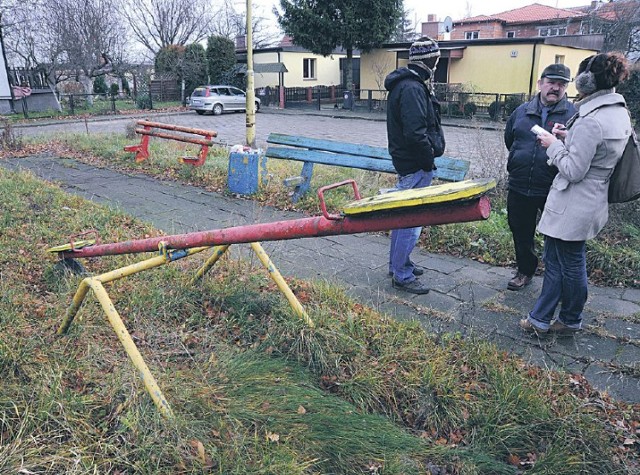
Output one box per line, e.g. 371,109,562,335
427,14,437,22
235,35,246,50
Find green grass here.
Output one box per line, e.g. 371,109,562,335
1,167,638,473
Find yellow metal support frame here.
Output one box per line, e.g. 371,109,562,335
57,242,311,418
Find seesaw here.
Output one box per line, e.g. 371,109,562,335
48,178,495,417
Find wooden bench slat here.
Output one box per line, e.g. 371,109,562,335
263,132,472,202
267,133,390,160
265,146,397,173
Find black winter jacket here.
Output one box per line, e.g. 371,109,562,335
385,65,445,176
504,94,576,197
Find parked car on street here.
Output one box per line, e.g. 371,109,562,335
188,85,260,115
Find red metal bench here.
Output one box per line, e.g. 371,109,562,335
124,120,218,167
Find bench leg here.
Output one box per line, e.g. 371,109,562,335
292,161,314,203
124,131,150,162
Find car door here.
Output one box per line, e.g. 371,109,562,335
216,87,234,110
229,87,247,111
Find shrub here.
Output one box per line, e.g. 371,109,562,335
93,76,108,94
463,102,477,118
0,119,23,151
109,83,119,97
504,94,524,116
121,77,131,95
488,101,503,120
136,94,152,109
124,121,138,139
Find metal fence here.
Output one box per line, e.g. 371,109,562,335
266,84,531,121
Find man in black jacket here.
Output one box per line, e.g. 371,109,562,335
504,63,576,290
385,37,445,295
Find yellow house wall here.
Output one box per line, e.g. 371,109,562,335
252,51,280,89
253,51,346,88
359,43,596,98
448,44,595,96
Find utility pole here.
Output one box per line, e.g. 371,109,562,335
245,0,256,148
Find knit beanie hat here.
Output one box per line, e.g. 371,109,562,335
409,37,440,62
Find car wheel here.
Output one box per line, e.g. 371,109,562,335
195,110,205,115
212,104,223,116
255,101,260,112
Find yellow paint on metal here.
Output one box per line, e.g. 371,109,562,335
90,279,174,419
192,245,231,283
342,178,496,216
249,242,314,328
47,239,96,253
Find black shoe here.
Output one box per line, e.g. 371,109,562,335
392,278,430,295
508,272,532,291
388,267,424,277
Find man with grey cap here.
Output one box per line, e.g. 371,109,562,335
385,36,445,294
504,63,576,290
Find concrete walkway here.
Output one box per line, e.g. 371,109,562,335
2,113,639,403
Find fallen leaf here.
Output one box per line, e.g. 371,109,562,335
507,454,521,466
266,431,280,442
297,405,307,414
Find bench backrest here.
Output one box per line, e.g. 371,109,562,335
265,133,469,181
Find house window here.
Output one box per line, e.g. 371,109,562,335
303,58,316,79
465,31,479,40
538,26,567,37
506,31,516,38
555,55,565,64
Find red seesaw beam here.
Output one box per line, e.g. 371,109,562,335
59,196,490,260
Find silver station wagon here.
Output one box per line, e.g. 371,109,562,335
188,85,261,115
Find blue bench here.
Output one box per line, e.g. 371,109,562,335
265,133,471,202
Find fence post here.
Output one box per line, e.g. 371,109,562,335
111,95,116,113
367,90,373,112
280,86,285,109
69,95,75,115
21,97,28,118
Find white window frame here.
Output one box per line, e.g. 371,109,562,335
506,31,516,38
303,58,316,80
538,26,567,37
465,31,479,40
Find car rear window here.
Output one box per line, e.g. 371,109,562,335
192,88,207,97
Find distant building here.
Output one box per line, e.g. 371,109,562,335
360,35,602,98
237,36,359,89
424,1,640,41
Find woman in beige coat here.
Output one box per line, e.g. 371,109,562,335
521,52,632,335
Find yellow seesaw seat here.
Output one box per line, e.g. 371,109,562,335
342,178,496,216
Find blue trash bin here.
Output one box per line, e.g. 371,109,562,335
227,150,266,195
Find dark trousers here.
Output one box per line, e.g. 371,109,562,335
507,190,547,277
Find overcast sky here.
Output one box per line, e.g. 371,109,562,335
249,0,595,37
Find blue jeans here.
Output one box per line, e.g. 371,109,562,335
528,236,587,330
389,170,433,283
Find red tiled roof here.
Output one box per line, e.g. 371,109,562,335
456,3,585,25
279,35,294,47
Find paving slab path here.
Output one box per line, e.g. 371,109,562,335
3,109,639,402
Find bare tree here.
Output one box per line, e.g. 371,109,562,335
120,0,212,55
586,0,640,57
2,0,129,95
210,0,280,49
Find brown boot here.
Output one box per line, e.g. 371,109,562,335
508,272,532,291
549,320,582,335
